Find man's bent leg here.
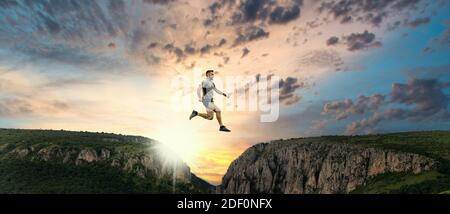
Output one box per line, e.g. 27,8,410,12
198,111,214,120
197,112,209,119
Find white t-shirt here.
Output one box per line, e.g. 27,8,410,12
197,78,223,102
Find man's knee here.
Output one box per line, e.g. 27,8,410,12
207,113,214,120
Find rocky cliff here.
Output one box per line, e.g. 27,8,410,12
0,129,214,193
2,129,448,194
9,143,191,182
220,140,437,194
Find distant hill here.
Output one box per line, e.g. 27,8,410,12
219,131,450,194
0,129,214,193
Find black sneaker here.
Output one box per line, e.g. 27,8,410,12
189,110,198,120
219,126,231,132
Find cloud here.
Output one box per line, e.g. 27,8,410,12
202,18,215,27
204,0,303,33
298,49,343,68
264,100,342,137
322,94,385,120
107,0,128,32
37,11,61,34
0,0,18,8
345,108,406,134
0,97,69,118
253,74,307,106
0,98,33,117
392,0,422,10
147,42,159,49
0,74,92,118
342,30,382,51
279,76,307,106
367,13,387,26
324,31,382,51
218,38,227,47
445,18,450,27
28,0,126,38
318,0,423,27
0,0,212,70
15,43,126,71
0,0,149,72
422,47,432,53
311,119,328,132
233,26,270,46
142,0,176,5
184,44,196,55
42,77,100,88
433,28,450,45
158,37,228,62
404,17,431,28
406,64,450,79
386,20,402,31
108,42,116,48
390,77,450,119
326,36,339,46
231,0,270,23
199,44,213,55
340,77,450,134
208,1,222,14
130,28,150,52
213,52,231,65
223,56,230,64
241,47,250,58
269,2,302,24
162,44,188,61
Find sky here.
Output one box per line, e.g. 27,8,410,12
0,0,449,184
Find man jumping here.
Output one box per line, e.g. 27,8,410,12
189,70,231,132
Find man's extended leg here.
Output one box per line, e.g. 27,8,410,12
215,111,223,126
216,111,231,132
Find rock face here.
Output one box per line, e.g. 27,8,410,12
10,144,192,183
220,142,437,194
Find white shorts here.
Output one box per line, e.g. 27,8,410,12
202,99,221,112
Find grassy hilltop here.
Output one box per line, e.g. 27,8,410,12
267,130,450,194
0,128,213,194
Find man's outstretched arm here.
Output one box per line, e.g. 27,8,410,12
213,84,227,97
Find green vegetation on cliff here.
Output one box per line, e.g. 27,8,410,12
0,128,213,194
272,130,450,194
1,128,449,194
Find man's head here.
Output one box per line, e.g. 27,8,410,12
206,70,214,80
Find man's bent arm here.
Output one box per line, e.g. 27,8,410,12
197,83,203,101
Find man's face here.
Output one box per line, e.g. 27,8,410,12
207,72,214,80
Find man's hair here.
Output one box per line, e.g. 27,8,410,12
206,70,214,75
